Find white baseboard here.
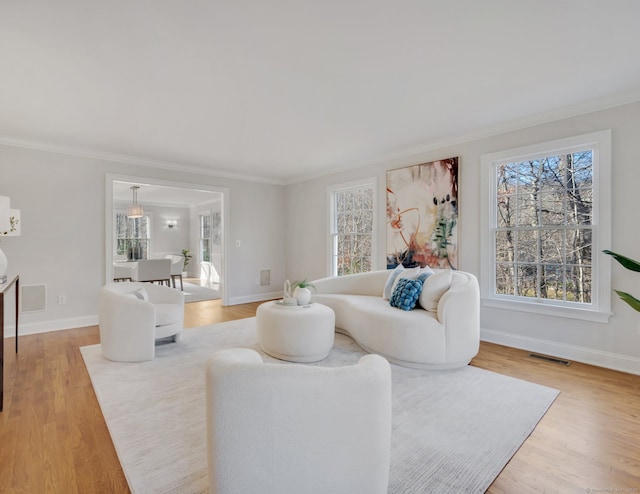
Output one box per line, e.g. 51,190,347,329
481,327,640,376
227,291,281,306
3,315,99,338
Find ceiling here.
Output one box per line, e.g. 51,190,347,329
2,0,640,184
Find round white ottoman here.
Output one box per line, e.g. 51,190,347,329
256,301,335,362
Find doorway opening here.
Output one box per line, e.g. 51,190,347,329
106,174,229,305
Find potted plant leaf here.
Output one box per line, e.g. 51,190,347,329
181,249,192,277
603,250,640,312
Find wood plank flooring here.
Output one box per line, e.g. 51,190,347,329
1,300,639,493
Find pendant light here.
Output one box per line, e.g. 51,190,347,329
127,186,144,218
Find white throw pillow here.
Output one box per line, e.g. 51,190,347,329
382,264,405,300
132,288,149,301
390,266,423,296
419,270,452,312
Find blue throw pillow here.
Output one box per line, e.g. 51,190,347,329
389,278,423,311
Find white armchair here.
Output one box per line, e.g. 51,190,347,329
205,348,392,494
98,282,184,362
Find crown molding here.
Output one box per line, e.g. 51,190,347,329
2,88,640,187
283,87,640,185
0,137,285,186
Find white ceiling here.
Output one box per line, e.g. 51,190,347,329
2,0,640,184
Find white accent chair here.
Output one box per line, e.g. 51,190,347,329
98,282,184,362
132,259,172,286
165,255,184,290
205,348,392,494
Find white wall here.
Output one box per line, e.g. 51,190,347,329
0,145,285,335
285,101,640,374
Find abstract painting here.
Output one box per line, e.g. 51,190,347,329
386,157,459,269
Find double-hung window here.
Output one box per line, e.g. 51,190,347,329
480,130,611,322
328,178,377,276
199,212,211,263
114,212,151,260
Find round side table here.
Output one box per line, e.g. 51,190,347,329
256,301,335,363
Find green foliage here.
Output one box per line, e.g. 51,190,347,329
181,249,192,270
292,279,316,291
0,215,19,236
604,250,640,313
603,250,640,272
614,290,640,313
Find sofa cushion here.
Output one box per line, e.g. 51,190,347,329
390,278,423,311
382,264,405,300
419,269,452,311
154,303,182,326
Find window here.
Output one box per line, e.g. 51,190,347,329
199,212,211,263
328,178,377,276
480,130,611,322
114,212,151,260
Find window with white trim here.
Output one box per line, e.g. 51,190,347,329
328,178,377,276
199,211,212,263
480,130,611,322
114,211,151,260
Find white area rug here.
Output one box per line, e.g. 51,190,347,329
81,318,558,494
181,281,221,303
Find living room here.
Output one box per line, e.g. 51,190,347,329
1,1,639,492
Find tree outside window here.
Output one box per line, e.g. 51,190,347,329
494,152,593,303
115,212,150,260
481,130,611,322
330,179,376,276
200,212,211,263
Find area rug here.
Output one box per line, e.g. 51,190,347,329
81,318,559,494
181,281,221,303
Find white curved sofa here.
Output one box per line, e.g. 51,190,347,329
312,269,480,370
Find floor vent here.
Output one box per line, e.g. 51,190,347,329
528,353,571,366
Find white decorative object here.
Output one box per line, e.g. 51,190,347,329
0,196,21,281
293,286,311,305
0,248,7,280
282,279,297,305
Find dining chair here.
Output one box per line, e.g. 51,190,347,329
165,255,184,290
132,259,172,286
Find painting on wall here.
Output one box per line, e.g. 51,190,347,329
386,157,459,269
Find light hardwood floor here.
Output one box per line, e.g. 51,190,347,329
1,300,639,493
